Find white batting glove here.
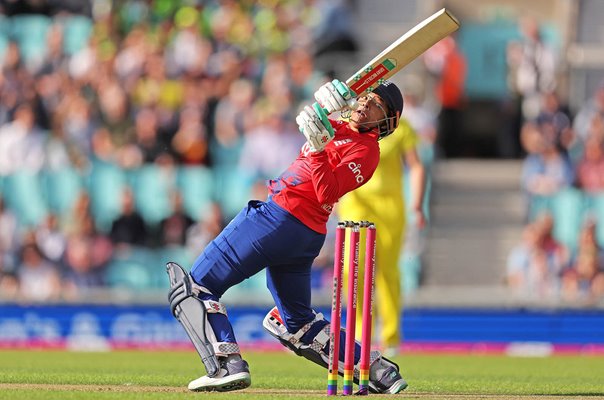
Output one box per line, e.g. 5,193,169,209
314,79,355,114
296,104,334,152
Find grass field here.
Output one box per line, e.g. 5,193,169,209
1,349,604,399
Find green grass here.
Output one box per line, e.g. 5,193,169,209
1,349,604,399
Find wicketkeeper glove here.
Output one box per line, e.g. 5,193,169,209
296,103,335,152
314,79,356,114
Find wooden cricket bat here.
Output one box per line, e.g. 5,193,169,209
346,8,460,97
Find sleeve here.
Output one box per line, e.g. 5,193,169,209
308,144,379,204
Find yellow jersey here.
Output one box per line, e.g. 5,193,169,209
343,119,418,200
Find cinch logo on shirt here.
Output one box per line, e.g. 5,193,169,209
348,162,364,183
334,139,352,147
321,203,334,212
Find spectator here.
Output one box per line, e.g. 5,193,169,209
573,81,604,143
0,102,46,175
171,106,209,165
534,91,573,156
63,234,104,294
505,16,557,157
63,191,93,235
16,243,62,302
0,272,19,300
212,78,256,167
286,47,327,108
35,213,67,266
0,194,19,274
575,136,604,193
109,188,148,247
128,107,166,166
535,212,569,265
158,191,195,247
561,220,604,302
239,107,304,181
424,36,467,158
186,202,225,255
62,215,112,297
506,219,565,299
521,125,573,198
402,81,437,166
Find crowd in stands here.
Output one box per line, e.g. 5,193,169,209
0,0,368,302
506,19,604,303
8,3,601,306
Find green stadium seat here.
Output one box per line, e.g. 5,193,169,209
105,258,152,291
41,167,84,217
550,188,586,251
587,193,604,248
223,269,272,303
57,15,93,55
87,161,127,232
528,194,553,222
105,247,154,291
0,32,8,60
212,166,254,219
10,15,52,65
3,171,47,227
153,246,195,289
0,14,9,37
176,166,214,220
131,165,173,226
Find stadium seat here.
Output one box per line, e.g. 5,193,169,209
0,15,8,60
527,194,553,222
176,166,214,220
208,139,243,169
41,167,84,218
87,161,127,232
105,247,154,291
56,15,93,55
550,188,586,251
212,166,254,219
131,165,173,226
153,246,195,289
3,171,47,227
223,269,273,303
587,193,604,248
10,15,52,66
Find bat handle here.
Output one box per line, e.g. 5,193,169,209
312,102,335,137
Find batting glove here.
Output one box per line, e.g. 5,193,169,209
314,79,356,114
296,103,335,152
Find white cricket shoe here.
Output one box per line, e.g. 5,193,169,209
188,355,251,392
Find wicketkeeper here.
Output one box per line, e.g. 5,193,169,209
167,79,408,393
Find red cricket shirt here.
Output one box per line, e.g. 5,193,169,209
269,119,380,234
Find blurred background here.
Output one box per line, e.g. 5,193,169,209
0,0,603,352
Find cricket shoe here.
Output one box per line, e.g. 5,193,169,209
369,352,408,394
188,354,251,392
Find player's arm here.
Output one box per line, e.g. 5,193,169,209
308,145,379,204
404,147,426,229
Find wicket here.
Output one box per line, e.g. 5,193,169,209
327,221,376,396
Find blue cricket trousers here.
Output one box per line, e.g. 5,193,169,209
190,200,326,343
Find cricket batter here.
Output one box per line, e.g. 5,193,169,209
338,118,426,355
167,79,408,394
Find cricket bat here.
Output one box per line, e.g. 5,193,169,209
346,8,460,97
